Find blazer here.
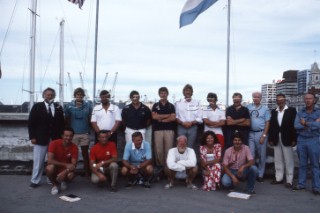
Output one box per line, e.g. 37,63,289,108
268,106,297,146
28,102,65,146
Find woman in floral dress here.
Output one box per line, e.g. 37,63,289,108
200,131,222,191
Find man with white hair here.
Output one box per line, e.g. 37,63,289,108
164,135,198,190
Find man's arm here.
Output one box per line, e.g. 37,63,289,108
166,149,185,172
222,163,239,186
47,153,76,171
203,118,225,128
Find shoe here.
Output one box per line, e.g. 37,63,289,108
29,183,39,189
110,186,118,193
125,181,133,189
284,183,292,189
164,182,173,189
187,184,198,190
51,186,59,195
313,190,320,195
60,182,67,191
270,179,283,185
144,181,151,189
256,177,264,183
245,190,256,195
292,185,305,191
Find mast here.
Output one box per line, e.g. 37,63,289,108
29,0,37,112
226,0,231,107
93,0,99,104
59,19,65,106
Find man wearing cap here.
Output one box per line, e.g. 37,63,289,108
121,90,152,143
90,130,119,192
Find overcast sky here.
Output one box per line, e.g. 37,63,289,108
0,0,319,105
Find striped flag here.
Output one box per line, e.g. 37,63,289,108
68,0,85,9
180,0,218,28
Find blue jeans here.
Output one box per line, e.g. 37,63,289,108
221,165,258,191
249,132,267,178
296,136,320,191
177,125,198,148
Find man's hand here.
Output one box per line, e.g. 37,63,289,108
31,139,37,145
237,166,245,177
231,175,239,186
65,164,75,171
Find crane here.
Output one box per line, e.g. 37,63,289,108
97,73,108,97
110,72,118,101
67,72,74,99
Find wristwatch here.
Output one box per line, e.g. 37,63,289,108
262,134,267,137
93,163,97,168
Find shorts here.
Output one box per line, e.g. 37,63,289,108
72,134,90,146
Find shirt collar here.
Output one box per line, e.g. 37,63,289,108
131,142,144,150
276,105,288,112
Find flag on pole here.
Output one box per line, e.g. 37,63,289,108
180,0,218,28
68,0,85,9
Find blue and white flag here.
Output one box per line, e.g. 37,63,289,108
180,0,218,28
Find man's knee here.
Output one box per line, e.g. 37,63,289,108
145,165,154,175
121,167,128,176
46,164,55,175
109,162,119,171
221,174,232,188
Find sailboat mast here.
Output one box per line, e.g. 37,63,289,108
59,19,65,106
29,0,37,112
226,0,231,107
93,0,100,104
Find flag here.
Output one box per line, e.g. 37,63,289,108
68,0,85,9
180,0,218,28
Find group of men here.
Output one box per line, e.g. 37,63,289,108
27,85,320,196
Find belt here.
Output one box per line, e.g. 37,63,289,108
250,129,263,132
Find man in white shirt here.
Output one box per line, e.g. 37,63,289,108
164,135,198,190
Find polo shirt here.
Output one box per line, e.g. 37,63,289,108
91,103,121,130
152,101,176,131
223,144,253,170
121,103,151,130
123,141,152,165
48,139,78,164
202,105,226,134
175,99,202,123
65,101,93,134
90,142,118,163
247,103,270,131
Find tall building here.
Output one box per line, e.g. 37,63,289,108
276,70,298,102
297,69,310,95
261,83,276,110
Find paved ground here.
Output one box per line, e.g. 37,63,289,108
1,174,319,213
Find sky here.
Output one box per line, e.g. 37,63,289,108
0,0,320,106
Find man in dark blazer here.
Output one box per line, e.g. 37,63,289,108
268,93,297,188
28,87,65,188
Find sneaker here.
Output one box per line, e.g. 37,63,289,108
125,181,133,189
256,177,264,183
164,182,173,189
187,184,198,190
313,190,320,195
29,183,39,189
144,181,151,189
51,186,59,195
110,186,118,193
292,185,305,191
60,182,67,191
284,183,292,189
270,179,284,185
245,190,256,195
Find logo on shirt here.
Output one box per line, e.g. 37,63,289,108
106,151,110,156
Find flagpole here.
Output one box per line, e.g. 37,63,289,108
29,0,37,112
93,0,99,105
226,0,231,107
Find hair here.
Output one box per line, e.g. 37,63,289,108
201,131,219,145
73,87,85,97
99,90,110,97
252,91,261,98
207,92,218,101
232,92,242,99
276,93,286,99
132,131,143,140
158,87,169,95
305,92,317,104
182,84,193,94
98,130,111,136
232,130,243,141
63,127,75,136
129,90,139,98
42,87,56,98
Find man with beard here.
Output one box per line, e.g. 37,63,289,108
91,90,121,144
165,135,198,190
28,87,65,188
65,87,93,177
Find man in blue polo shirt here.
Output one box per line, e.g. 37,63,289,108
121,131,154,189
121,90,152,144
247,91,270,183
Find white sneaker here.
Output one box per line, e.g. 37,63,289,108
51,186,59,195
60,182,67,191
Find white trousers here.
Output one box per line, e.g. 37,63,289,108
125,127,146,144
30,144,48,184
274,134,294,184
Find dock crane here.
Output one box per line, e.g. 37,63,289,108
110,72,118,101
97,73,108,97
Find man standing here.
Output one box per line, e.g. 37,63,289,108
222,131,258,194
28,87,65,188
152,87,176,168
121,132,153,188
268,93,296,188
91,90,121,143
293,93,320,195
165,135,198,190
65,87,93,177
90,130,119,192
202,92,226,149
46,128,78,195
247,91,270,182
175,84,202,148
121,90,152,143
224,92,251,149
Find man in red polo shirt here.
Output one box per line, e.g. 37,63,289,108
90,130,119,192
46,127,78,195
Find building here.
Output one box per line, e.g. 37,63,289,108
276,70,298,102
297,69,310,95
261,83,276,110
308,62,320,94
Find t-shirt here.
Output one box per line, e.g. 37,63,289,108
152,101,176,131
48,139,78,163
90,142,118,163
